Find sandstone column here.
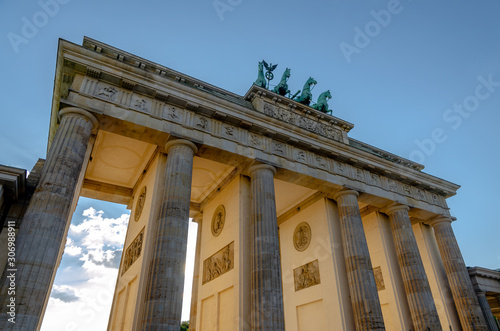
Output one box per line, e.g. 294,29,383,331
0,107,97,330
248,164,285,331
475,291,499,331
384,204,442,330
332,189,385,330
428,217,488,331
141,139,197,330
189,214,203,331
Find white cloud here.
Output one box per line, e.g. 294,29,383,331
64,237,82,256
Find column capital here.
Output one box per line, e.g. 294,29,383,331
191,212,203,224
383,203,409,216
59,107,99,132
165,139,198,154
247,163,276,177
332,188,359,201
426,215,455,227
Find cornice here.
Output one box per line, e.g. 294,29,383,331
468,267,500,280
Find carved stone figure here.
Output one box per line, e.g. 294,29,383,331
273,68,291,96
293,222,311,252
121,228,145,275
211,205,225,237
294,260,321,291
295,77,317,106
311,90,333,114
134,98,148,111
98,86,117,99
134,186,146,222
254,61,267,88
196,116,208,129
203,242,234,284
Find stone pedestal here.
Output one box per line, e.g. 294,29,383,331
385,204,441,331
476,291,499,331
140,140,197,330
0,107,97,330
428,217,488,331
248,164,285,331
332,189,385,330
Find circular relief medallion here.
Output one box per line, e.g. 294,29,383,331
134,186,147,222
293,222,311,252
211,205,226,237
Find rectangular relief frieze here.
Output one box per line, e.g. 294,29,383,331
294,260,321,291
202,241,234,284
262,102,343,143
121,227,145,275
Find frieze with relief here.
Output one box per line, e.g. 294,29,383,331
96,84,118,101
122,227,145,275
294,260,321,291
131,95,150,113
263,103,343,142
77,83,449,209
203,241,234,284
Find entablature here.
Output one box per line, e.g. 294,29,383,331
49,37,460,217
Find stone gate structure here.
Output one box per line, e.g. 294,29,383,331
0,37,492,330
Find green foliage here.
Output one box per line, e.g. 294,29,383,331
180,321,189,331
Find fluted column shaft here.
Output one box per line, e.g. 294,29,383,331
141,140,197,330
0,107,97,330
429,217,488,331
332,189,385,331
476,291,499,331
385,204,441,330
189,215,203,331
248,164,285,331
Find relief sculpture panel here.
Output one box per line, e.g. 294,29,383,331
203,241,234,284
262,102,343,142
121,227,145,275
294,260,321,291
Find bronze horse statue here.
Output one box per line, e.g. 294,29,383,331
273,68,291,96
254,61,266,88
312,90,333,114
295,77,317,106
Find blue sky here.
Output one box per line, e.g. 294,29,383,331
1,0,499,329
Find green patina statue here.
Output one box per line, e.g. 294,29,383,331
294,77,317,106
272,68,291,97
254,61,267,88
311,90,333,115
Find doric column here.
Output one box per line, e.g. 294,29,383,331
248,164,285,331
384,204,442,330
0,107,97,329
189,214,203,331
332,189,385,330
475,291,499,331
428,217,488,331
141,139,197,330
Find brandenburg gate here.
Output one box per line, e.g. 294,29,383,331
0,37,490,330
